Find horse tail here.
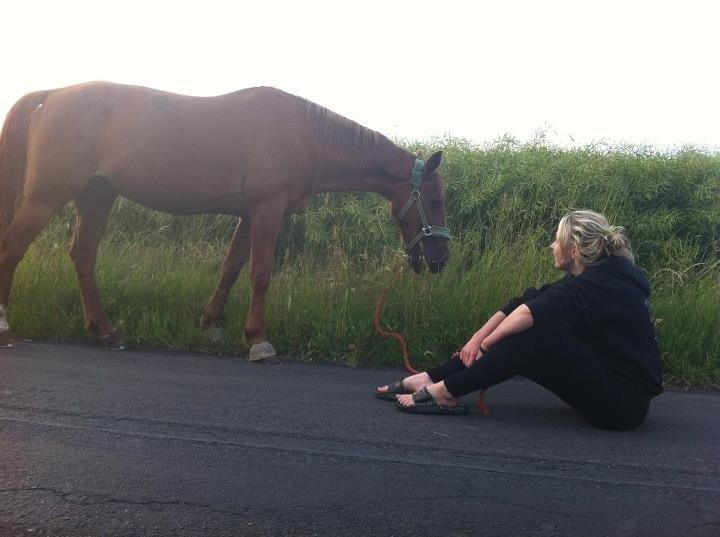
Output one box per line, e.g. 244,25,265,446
0,90,50,234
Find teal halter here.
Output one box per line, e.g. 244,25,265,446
395,158,451,253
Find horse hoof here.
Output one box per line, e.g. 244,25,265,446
0,330,17,347
199,311,224,330
248,341,279,363
102,332,126,351
205,322,224,343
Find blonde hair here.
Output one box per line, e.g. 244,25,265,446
556,210,634,266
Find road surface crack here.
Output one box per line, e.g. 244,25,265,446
0,486,247,518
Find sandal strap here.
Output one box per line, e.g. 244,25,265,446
412,387,434,404
376,379,407,398
408,387,469,414
387,379,405,394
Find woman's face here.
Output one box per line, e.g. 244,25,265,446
551,234,575,272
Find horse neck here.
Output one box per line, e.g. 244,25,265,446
307,103,413,197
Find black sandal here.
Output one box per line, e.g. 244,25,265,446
375,379,409,401
395,387,468,415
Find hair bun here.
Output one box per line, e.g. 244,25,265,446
607,227,626,252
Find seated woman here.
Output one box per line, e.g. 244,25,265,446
376,210,663,430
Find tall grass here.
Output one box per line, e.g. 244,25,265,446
7,140,720,387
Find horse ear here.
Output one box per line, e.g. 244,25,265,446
426,151,443,174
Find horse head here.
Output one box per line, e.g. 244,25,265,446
391,151,450,274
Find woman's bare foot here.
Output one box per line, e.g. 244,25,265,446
376,372,432,396
396,382,461,408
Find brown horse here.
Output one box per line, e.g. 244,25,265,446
0,82,450,360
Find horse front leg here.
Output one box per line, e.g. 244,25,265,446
245,197,287,362
200,217,251,342
70,185,123,349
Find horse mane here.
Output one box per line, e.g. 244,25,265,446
304,100,398,173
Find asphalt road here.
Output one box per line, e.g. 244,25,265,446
1,343,718,537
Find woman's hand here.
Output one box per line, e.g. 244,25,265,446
456,311,508,368
459,334,484,368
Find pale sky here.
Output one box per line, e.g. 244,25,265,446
2,0,718,150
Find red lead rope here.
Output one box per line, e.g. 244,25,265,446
373,264,490,416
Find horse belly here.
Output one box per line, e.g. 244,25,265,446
104,158,247,215
98,131,251,215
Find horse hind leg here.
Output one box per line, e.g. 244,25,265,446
200,217,251,342
0,194,71,345
70,181,124,349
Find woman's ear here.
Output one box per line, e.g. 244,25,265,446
570,243,578,259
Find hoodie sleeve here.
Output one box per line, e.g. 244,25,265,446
499,277,570,316
525,279,589,324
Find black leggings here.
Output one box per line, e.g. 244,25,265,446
426,324,651,430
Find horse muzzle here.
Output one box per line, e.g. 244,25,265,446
407,246,448,274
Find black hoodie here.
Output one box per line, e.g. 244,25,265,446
500,255,663,396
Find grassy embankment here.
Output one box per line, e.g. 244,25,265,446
9,140,720,387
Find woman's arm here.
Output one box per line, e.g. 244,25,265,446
459,311,507,366
479,304,534,353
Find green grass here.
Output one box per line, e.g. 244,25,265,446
650,263,720,387
6,140,720,388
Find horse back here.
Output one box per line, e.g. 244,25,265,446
24,82,318,215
